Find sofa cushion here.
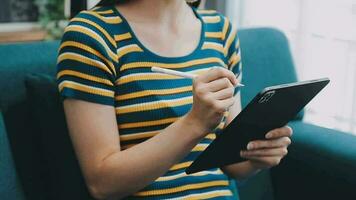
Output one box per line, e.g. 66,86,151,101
25,73,94,200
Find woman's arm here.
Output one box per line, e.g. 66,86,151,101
221,93,292,181
64,67,238,200
64,100,203,199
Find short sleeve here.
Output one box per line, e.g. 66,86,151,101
226,25,242,96
56,16,117,106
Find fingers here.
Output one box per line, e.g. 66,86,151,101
247,137,291,150
218,98,235,110
242,126,292,169
207,77,234,92
248,156,283,168
265,126,293,139
199,67,237,86
211,87,235,100
206,97,235,114
241,147,288,157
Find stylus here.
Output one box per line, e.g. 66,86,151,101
151,66,245,87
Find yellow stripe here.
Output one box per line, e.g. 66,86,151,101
205,32,222,39
114,32,132,41
156,168,223,182
205,133,216,140
224,29,237,56
58,52,113,75
118,117,179,129
117,74,181,85
59,81,114,97
191,143,209,152
217,121,225,129
64,25,118,62
116,86,192,101
202,42,224,54
82,10,122,24
197,10,217,14
114,32,132,42
117,45,143,59
57,70,114,86
117,69,208,85
119,130,159,142
229,52,241,68
94,10,114,14
115,97,193,114
59,41,116,75
221,17,230,40
71,18,117,48
224,110,229,117
202,16,221,23
228,52,238,65
182,190,233,200
134,180,229,196
204,18,229,40
120,57,227,71
231,56,241,67
170,161,193,171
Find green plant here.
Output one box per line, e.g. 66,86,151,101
35,0,68,40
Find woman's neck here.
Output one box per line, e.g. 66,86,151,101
116,0,190,24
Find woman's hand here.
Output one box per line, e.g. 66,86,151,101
240,126,293,169
187,67,238,137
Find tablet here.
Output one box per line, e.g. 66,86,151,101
186,78,330,174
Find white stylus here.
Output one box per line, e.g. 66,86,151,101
151,66,245,87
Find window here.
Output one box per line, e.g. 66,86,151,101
227,0,356,134
0,0,38,23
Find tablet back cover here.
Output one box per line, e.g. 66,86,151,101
186,78,330,174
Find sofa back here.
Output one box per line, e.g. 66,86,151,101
0,41,60,200
0,41,59,110
239,28,299,110
0,28,300,200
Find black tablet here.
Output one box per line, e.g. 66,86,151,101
186,78,330,174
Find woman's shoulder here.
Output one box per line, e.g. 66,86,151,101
63,6,125,49
197,9,238,42
71,6,122,26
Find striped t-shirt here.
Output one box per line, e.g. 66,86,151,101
57,5,242,200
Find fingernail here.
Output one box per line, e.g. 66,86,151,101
247,143,253,150
266,133,271,139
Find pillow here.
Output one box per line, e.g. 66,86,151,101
25,74,94,200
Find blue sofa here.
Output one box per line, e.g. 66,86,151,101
1,28,356,200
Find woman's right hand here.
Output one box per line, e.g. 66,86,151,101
187,67,239,137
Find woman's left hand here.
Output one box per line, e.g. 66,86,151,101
240,126,293,170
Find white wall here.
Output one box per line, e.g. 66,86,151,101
226,0,356,134
87,0,101,9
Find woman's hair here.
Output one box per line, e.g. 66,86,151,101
96,0,201,8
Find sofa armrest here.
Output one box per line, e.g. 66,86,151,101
0,112,26,200
271,121,356,200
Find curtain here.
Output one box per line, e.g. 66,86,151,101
226,0,356,134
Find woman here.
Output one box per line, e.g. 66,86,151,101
57,0,292,199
